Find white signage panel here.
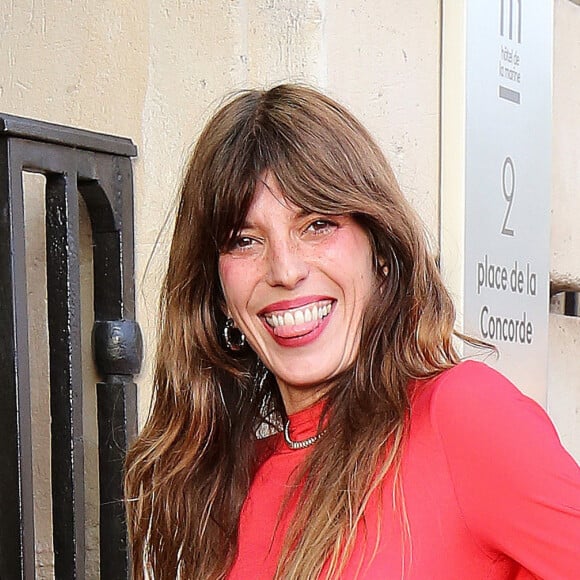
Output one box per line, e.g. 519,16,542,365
463,0,552,403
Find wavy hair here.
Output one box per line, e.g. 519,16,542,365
125,84,461,579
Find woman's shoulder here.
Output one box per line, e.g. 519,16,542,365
417,360,545,428
409,363,580,578
424,358,518,395
412,360,571,473
413,359,579,491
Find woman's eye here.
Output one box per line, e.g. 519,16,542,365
306,219,337,235
230,236,257,251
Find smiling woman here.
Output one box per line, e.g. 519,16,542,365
218,175,375,412
124,85,580,580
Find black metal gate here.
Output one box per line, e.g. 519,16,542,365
0,113,141,579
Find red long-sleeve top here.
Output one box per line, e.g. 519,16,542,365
228,361,580,579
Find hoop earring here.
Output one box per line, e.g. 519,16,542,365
223,318,246,351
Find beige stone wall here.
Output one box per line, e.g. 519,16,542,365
2,2,440,575
548,0,580,459
1,1,148,576
551,0,580,284
1,0,578,576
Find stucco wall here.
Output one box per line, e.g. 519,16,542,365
551,0,580,284
548,0,580,459
1,0,578,577
1,0,442,436
1,1,148,576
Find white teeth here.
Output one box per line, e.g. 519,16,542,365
264,301,333,329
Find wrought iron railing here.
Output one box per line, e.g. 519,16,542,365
0,113,141,579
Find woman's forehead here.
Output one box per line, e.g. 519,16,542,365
242,178,310,227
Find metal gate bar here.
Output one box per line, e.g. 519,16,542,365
0,113,140,579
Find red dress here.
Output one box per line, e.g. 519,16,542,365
228,361,580,579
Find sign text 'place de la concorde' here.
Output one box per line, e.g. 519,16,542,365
463,0,552,401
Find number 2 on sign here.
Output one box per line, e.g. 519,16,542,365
501,156,515,236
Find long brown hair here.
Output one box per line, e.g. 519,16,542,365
125,84,460,579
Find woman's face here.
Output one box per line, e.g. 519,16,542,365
218,173,376,413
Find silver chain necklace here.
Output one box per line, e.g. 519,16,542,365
283,421,327,450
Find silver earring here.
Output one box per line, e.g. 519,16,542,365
223,318,246,351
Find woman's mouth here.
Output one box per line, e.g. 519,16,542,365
264,300,332,328
260,299,335,345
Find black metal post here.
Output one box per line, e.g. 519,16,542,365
564,292,578,317
45,170,86,578
0,130,36,580
0,113,139,579
94,320,141,578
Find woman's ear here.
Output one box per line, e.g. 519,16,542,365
376,255,389,277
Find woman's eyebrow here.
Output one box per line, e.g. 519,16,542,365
295,208,312,218
237,216,258,230
240,207,311,229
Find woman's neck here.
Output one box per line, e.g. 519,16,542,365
278,381,330,415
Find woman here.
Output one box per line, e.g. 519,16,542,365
125,84,580,579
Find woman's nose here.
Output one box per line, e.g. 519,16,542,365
265,238,309,289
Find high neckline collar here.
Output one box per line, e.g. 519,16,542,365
276,397,327,453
